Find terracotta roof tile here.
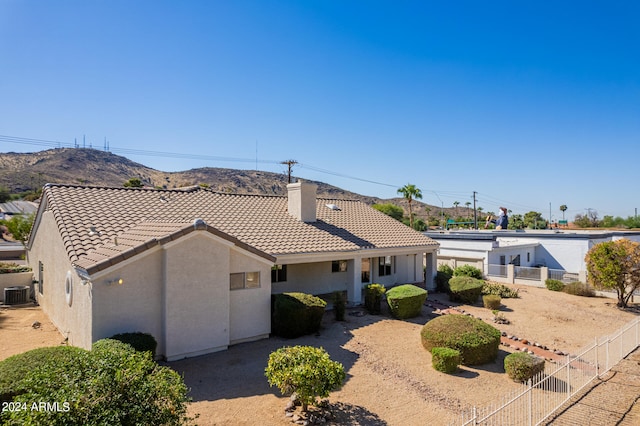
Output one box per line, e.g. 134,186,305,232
37,184,437,274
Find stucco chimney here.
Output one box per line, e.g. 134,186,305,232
287,180,317,222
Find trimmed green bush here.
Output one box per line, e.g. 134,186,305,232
0,262,32,274
563,282,596,297
482,282,519,298
272,292,327,338
482,294,501,310
1,340,191,425
421,315,501,365
265,345,345,411
0,346,88,403
449,276,485,304
332,291,346,321
431,347,461,373
435,271,452,293
364,283,386,314
110,332,158,357
438,264,454,277
453,265,483,279
504,352,545,383
386,284,427,319
545,279,565,292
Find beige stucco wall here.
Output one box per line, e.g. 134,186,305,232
91,248,164,354
27,211,91,348
271,261,349,295
229,247,271,344
164,232,231,361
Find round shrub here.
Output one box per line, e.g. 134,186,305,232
482,294,501,310
453,265,483,280
265,345,345,411
431,347,461,373
438,264,454,277
449,276,485,304
272,292,327,338
364,283,386,314
0,346,88,403
1,339,190,425
545,279,565,292
563,282,596,297
504,352,545,383
421,315,501,365
110,332,158,357
386,284,427,319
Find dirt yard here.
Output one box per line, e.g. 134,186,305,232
1,285,638,425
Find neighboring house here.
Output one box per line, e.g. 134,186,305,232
426,229,640,286
27,180,438,360
0,200,38,219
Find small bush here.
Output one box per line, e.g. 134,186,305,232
431,347,461,373
504,352,545,383
545,279,565,292
563,282,596,297
110,332,158,357
482,282,519,298
1,340,190,425
421,315,501,365
332,291,346,321
482,294,501,310
265,346,345,411
435,271,452,293
272,293,327,338
0,262,31,274
449,276,485,304
364,283,386,314
386,284,427,319
0,346,87,403
453,265,483,280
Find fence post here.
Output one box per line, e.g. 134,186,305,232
566,355,571,400
472,406,477,426
594,337,599,379
528,378,533,426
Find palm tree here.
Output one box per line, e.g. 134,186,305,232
453,201,460,217
560,205,568,221
397,183,423,229
465,201,471,217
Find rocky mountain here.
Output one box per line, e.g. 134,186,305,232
0,148,457,222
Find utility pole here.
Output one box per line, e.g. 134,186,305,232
281,160,298,184
473,191,478,229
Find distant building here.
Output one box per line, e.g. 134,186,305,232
425,229,640,286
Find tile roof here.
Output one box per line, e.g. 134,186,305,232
35,184,438,275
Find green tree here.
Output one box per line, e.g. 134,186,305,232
265,346,345,412
0,186,10,203
464,201,471,217
1,213,34,246
123,177,144,188
585,239,640,308
397,183,422,229
453,201,460,216
523,211,547,229
372,203,404,221
508,214,525,230
559,204,568,221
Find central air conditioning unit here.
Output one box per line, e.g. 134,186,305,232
3,286,30,305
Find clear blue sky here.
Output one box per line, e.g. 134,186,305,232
1,1,639,220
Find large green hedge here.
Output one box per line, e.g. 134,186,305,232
448,276,485,304
271,292,327,338
0,340,191,425
421,315,501,365
364,283,386,314
386,284,427,319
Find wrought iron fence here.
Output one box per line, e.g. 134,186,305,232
449,316,640,425
514,266,541,280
